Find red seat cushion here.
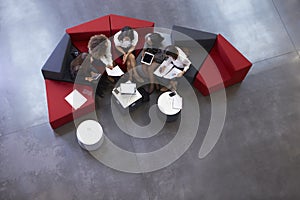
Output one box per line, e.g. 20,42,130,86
45,80,95,129
193,34,252,95
66,15,111,52
109,14,155,35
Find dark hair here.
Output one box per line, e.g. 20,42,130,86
165,45,178,60
118,26,134,41
149,33,164,48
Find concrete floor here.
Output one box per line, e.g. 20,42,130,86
1,0,300,199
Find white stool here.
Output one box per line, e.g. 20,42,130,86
157,91,182,122
76,120,104,151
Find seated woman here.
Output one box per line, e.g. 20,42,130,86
113,26,144,83
142,32,165,93
88,34,115,82
70,52,105,97
157,45,191,92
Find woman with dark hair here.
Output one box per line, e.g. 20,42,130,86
142,32,165,93
113,26,144,83
157,45,191,91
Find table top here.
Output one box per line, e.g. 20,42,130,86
157,91,182,115
76,120,103,145
112,85,142,108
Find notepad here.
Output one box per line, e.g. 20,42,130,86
65,89,87,110
172,95,183,109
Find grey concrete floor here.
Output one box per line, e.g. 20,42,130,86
1,0,300,199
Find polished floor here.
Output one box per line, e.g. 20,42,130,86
1,0,300,199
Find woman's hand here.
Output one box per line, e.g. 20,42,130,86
177,71,185,77
159,66,166,73
106,65,114,70
85,77,93,82
122,53,128,64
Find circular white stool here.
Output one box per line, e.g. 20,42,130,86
76,120,104,151
157,91,182,122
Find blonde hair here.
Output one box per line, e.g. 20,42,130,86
88,34,107,60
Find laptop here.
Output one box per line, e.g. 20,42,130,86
120,82,136,94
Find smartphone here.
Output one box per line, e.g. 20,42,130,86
114,88,119,94
169,92,176,97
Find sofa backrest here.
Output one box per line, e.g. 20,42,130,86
215,34,252,75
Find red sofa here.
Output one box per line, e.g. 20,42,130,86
193,34,252,96
45,79,95,129
66,14,154,71
42,14,154,129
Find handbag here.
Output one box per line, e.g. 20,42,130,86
145,48,166,64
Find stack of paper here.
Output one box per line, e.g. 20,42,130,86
65,89,87,110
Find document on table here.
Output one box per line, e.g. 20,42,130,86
154,63,182,79
172,94,183,109
106,65,124,76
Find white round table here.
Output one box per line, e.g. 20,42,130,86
157,91,182,122
76,120,104,151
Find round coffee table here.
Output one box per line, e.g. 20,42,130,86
76,120,104,151
157,91,182,122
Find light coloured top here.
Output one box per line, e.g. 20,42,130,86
76,120,103,145
99,39,113,66
157,91,182,115
162,46,191,72
114,30,139,48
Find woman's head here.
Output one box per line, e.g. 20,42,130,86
118,26,134,42
147,33,164,48
165,45,178,60
88,34,108,59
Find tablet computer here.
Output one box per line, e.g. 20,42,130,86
141,52,155,65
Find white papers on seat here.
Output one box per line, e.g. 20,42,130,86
65,89,87,110
106,65,124,76
154,63,182,79
172,95,183,109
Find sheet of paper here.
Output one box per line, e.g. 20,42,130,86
172,95,183,109
154,63,173,77
163,67,182,79
65,89,87,110
106,65,124,76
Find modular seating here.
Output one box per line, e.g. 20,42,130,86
41,14,154,129
41,33,75,83
45,79,94,129
41,15,252,129
171,25,252,96
193,34,252,96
